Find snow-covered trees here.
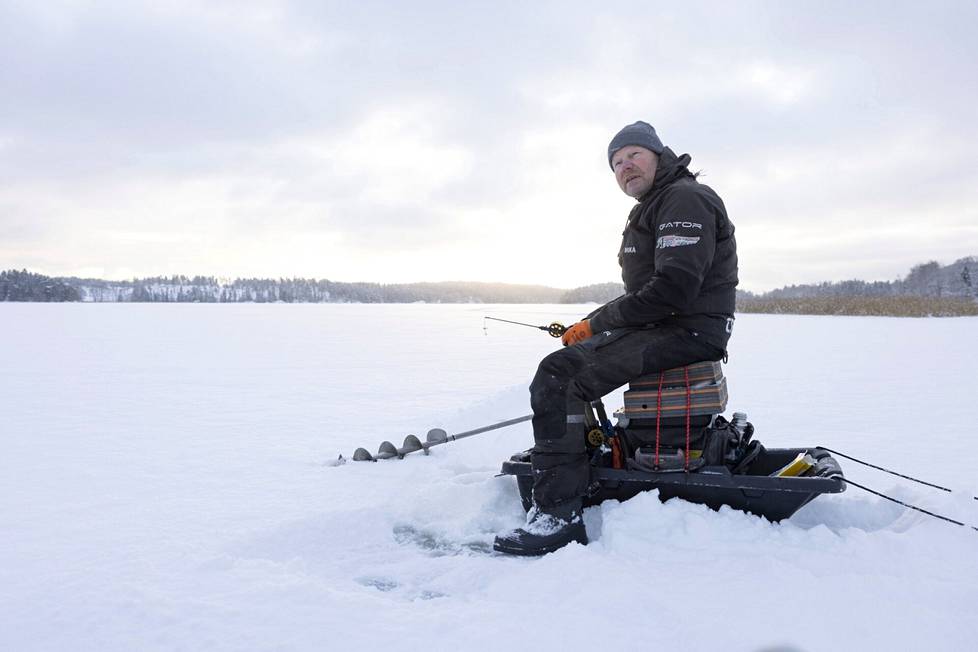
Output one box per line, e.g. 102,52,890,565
0,269,81,301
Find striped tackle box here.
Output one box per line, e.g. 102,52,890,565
619,360,727,420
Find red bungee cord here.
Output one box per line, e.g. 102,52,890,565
684,365,691,471
654,371,664,468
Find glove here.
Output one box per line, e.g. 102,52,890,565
561,319,593,346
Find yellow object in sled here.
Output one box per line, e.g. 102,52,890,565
772,452,816,477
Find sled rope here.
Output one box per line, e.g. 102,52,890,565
841,478,978,533
684,366,691,471
652,367,692,471
820,447,978,501
654,371,664,468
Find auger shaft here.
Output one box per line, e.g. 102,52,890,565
351,414,533,462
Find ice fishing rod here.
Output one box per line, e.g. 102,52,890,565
820,445,978,533
818,447,978,501
484,316,566,337
347,414,533,462
841,478,978,533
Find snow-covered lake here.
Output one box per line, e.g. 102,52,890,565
2,304,976,651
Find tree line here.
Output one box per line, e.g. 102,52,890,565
735,257,978,316
0,269,81,301
737,257,977,301
2,257,975,310
1,270,614,304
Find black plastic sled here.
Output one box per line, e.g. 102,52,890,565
500,360,847,522
500,446,845,522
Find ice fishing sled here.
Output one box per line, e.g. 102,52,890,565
499,360,846,522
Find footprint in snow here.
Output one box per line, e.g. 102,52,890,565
357,577,399,592
392,524,494,556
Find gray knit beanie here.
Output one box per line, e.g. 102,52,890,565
607,121,664,168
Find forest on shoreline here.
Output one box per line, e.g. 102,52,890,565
2,257,976,317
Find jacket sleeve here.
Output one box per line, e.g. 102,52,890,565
584,295,623,321
589,187,718,332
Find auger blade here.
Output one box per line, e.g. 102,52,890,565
426,428,449,445
377,440,399,459
353,447,375,462
400,434,424,456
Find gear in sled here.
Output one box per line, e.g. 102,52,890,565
498,360,845,524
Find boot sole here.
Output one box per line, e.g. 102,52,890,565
492,531,588,557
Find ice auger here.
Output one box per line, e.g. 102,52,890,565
350,415,532,462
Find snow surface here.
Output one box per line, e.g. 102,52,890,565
2,304,977,652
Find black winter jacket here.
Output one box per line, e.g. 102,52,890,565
588,148,738,351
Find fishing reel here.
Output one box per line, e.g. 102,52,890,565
584,401,625,470
584,398,615,449
586,427,607,448
546,322,567,338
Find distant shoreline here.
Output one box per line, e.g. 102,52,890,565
737,296,978,317
3,258,978,317
2,296,976,318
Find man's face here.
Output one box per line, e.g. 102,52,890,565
612,145,659,199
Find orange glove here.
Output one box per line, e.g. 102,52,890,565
561,319,593,346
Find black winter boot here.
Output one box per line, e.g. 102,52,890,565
493,500,587,556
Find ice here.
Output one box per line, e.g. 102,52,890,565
1,304,976,651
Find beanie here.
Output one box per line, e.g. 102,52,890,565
607,121,664,168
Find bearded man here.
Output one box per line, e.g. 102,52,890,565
494,121,739,556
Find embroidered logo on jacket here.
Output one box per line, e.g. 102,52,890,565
656,235,701,249
623,246,637,254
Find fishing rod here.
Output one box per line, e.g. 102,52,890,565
484,316,566,338
819,445,978,533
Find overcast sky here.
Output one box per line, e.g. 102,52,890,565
2,1,977,291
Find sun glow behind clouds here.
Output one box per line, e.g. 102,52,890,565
738,61,814,106
324,104,475,205
1,2,977,289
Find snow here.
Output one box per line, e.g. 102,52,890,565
2,304,976,651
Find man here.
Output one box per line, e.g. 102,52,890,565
493,121,738,556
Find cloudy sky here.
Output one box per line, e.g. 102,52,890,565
2,1,976,291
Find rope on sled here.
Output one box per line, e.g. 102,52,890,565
684,366,691,471
820,447,978,501
841,478,978,533
654,371,664,468
653,367,693,471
